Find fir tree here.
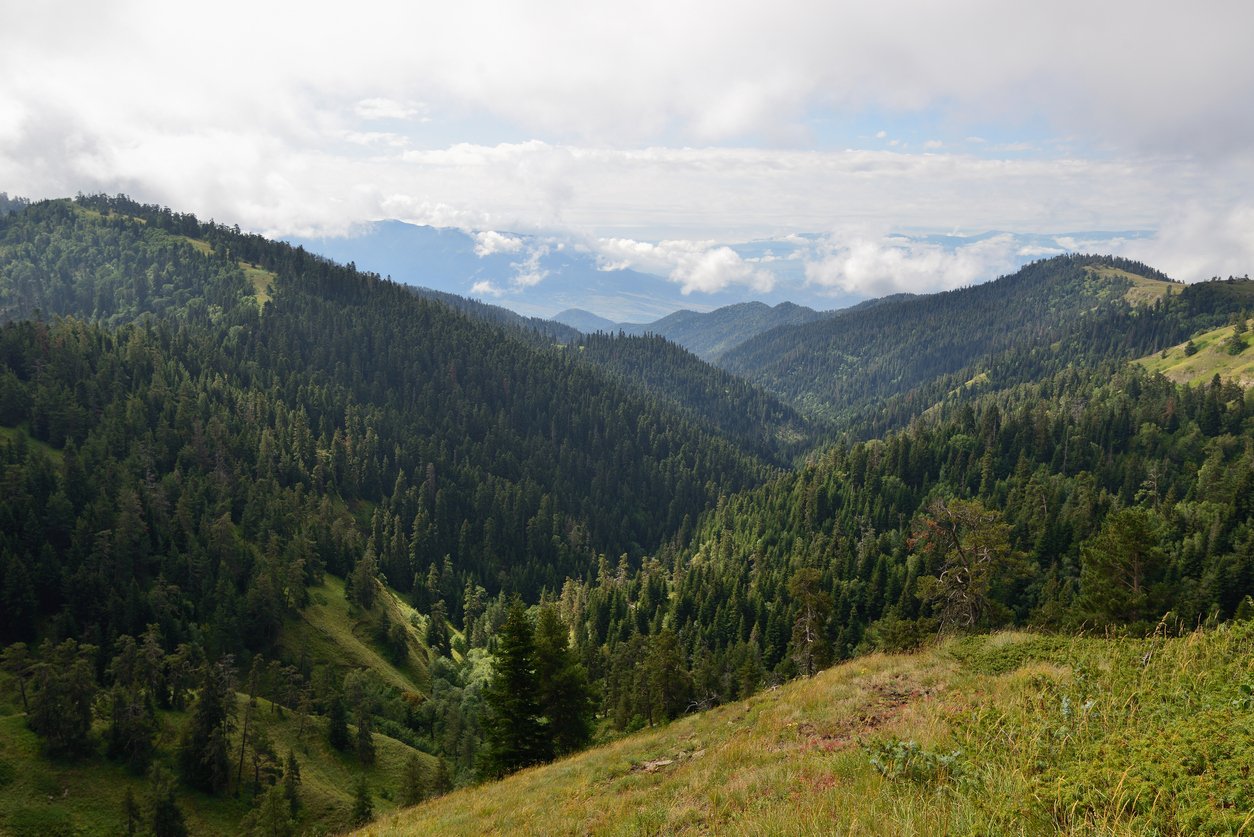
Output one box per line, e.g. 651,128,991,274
400,752,426,807
350,774,374,826
327,694,350,751
282,750,301,816
179,657,236,793
482,598,550,777
533,604,594,755
147,764,188,837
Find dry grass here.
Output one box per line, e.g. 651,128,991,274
360,625,1254,836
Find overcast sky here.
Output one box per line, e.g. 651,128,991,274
3,0,1253,301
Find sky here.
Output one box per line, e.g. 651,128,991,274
3,0,1253,307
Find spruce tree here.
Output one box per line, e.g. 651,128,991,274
482,598,550,777
28,639,98,757
179,657,236,793
400,753,426,807
350,774,373,826
534,605,594,755
282,750,301,816
147,764,188,837
327,694,350,751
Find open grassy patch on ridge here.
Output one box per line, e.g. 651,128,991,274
1136,322,1254,386
360,622,1254,836
1084,264,1175,306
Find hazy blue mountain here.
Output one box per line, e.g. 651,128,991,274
288,220,1155,326
636,301,828,361
288,220,740,322
554,300,828,361
552,308,630,334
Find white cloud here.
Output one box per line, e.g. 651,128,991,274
473,230,525,257
2,0,1253,298
803,233,1023,296
354,98,426,121
470,280,503,297
596,238,774,294
341,131,410,148
1118,203,1254,282
509,245,550,288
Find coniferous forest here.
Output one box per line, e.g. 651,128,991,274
0,194,1252,833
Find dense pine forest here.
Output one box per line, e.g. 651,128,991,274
0,195,1251,834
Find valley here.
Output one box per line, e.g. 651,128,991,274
0,195,1251,836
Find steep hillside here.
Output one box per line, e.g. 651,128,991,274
718,255,1193,428
0,195,772,615
361,622,1254,836
572,332,821,464
0,682,435,836
407,286,581,345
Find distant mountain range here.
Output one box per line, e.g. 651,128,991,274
553,301,830,361
289,220,1154,324
288,220,760,322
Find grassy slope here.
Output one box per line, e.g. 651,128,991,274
0,690,433,836
1083,264,1174,306
362,623,1254,836
0,575,437,836
0,424,64,464
1136,322,1254,386
278,575,430,696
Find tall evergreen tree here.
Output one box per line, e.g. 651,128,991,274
533,604,594,755
179,656,236,793
147,764,189,837
27,639,98,757
482,598,550,777
350,775,374,826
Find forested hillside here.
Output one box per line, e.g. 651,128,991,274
0,195,1251,835
572,332,819,464
554,300,828,362
719,255,1254,434
0,196,787,830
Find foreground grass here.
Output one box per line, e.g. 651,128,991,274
363,622,1254,836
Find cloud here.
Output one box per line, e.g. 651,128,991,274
509,245,549,288
473,230,525,257
354,98,426,121
803,233,1024,296
596,238,774,294
470,280,503,297
2,0,1253,296
1118,203,1254,282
